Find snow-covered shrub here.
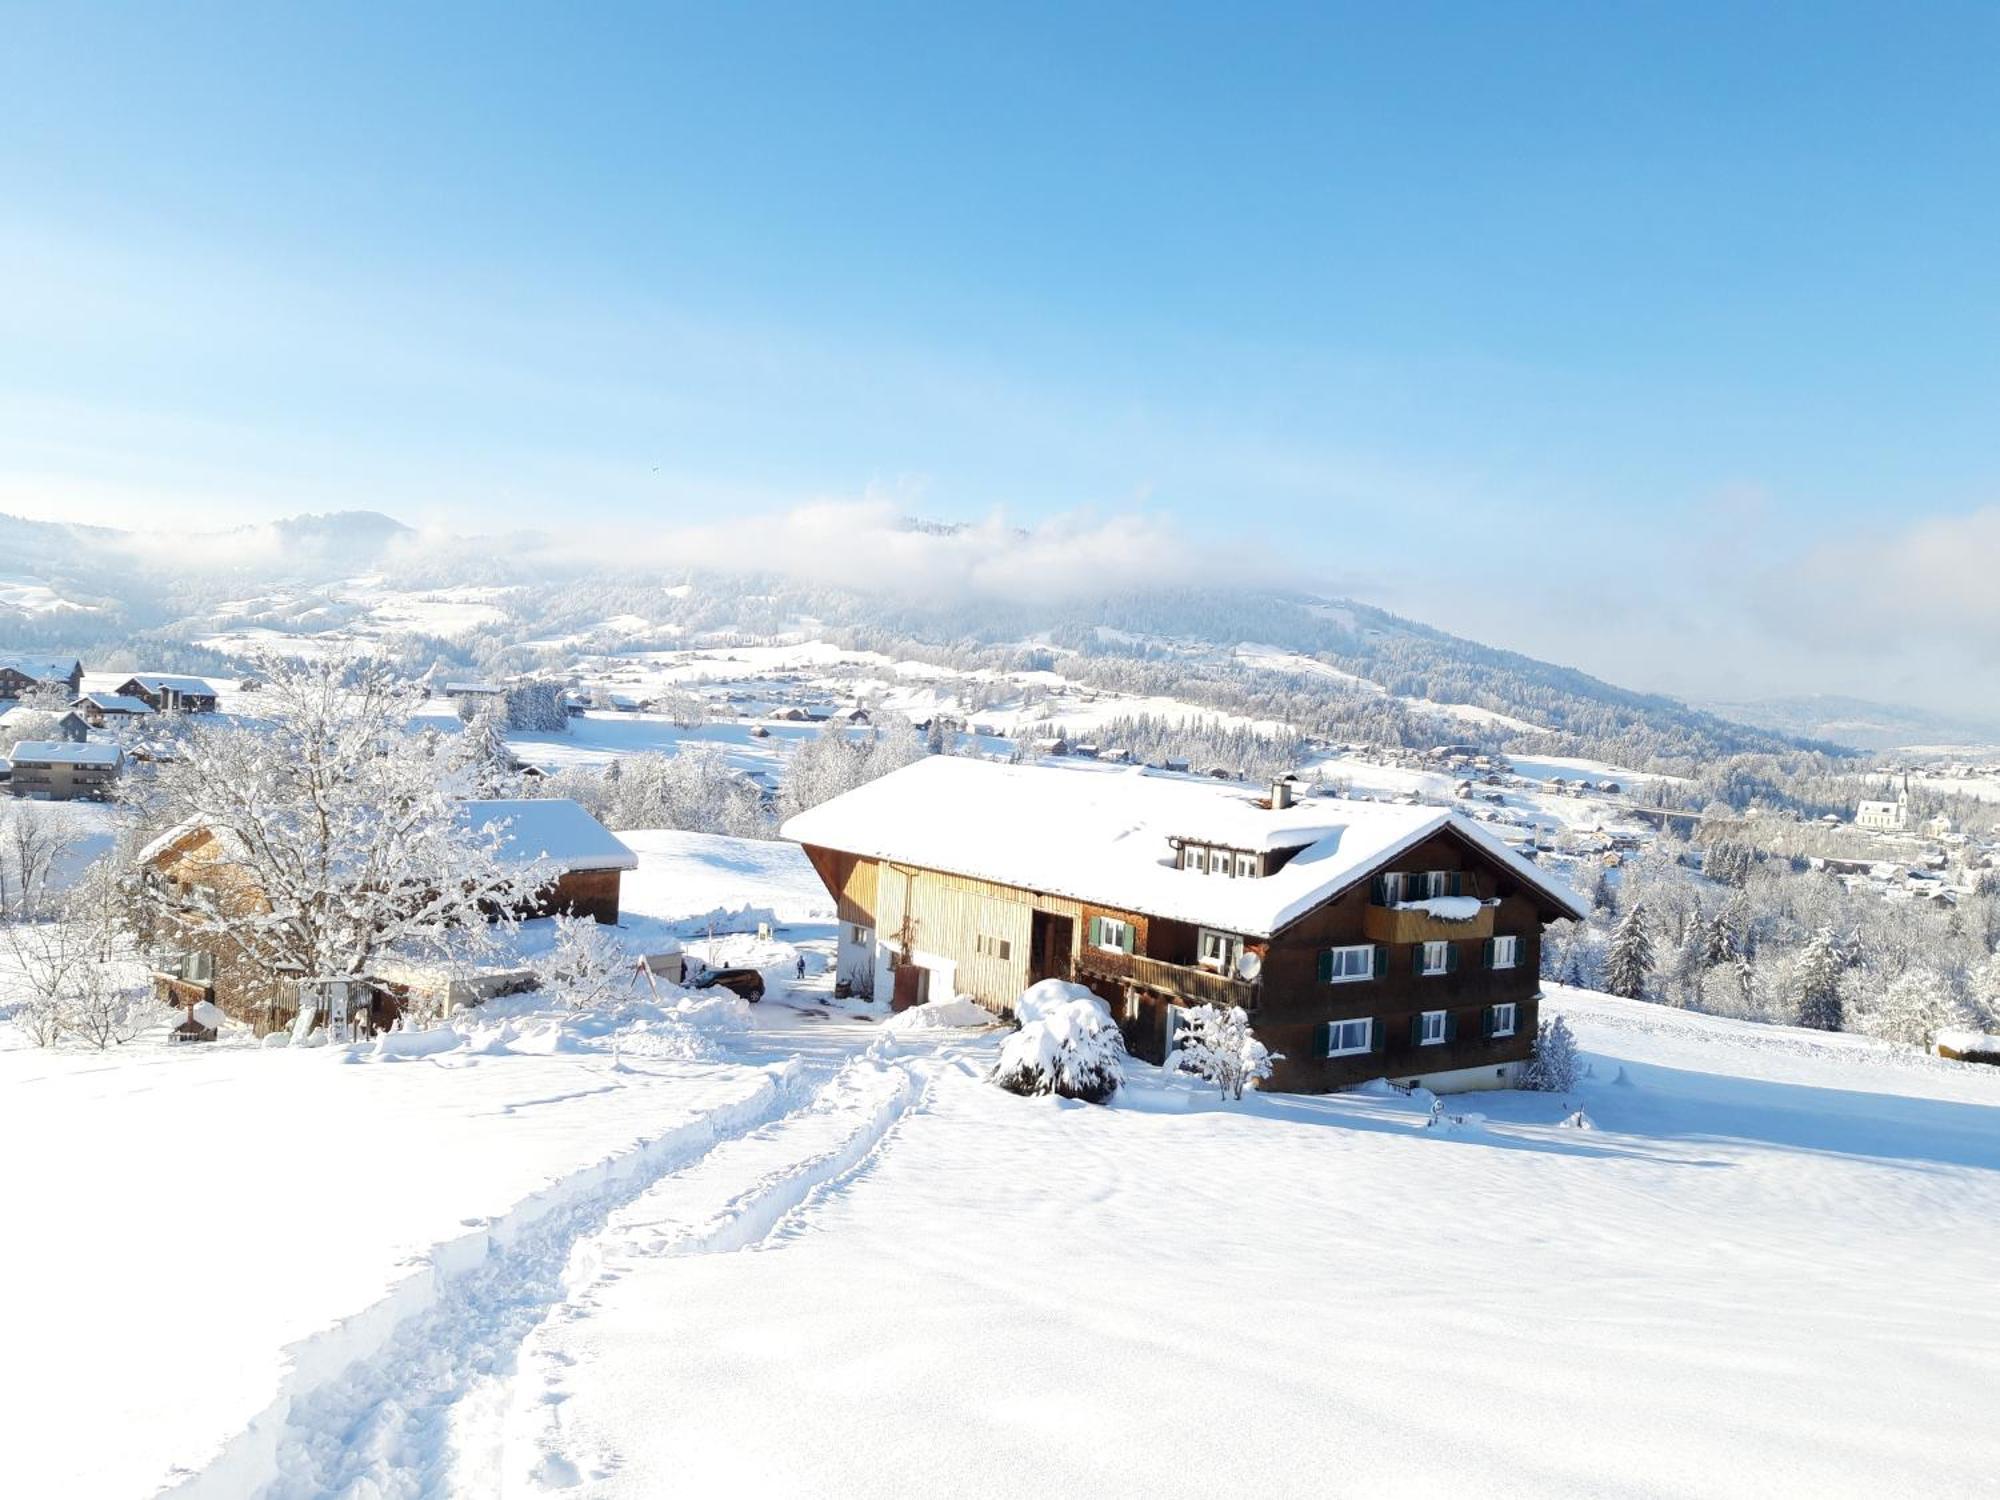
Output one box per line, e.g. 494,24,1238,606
533,913,633,1010
1168,1003,1279,1100
992,981,1125,1103
883,995,994,1033
1522,1014,1580,1092
1856,968,1968,1051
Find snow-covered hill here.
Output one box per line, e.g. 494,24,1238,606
5,953,1996,1496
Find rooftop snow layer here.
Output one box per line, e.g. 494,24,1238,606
0,655,78,680
125,674,216,695
462,798,639,872
781,757,1583,937
7,740,121,766
76,692,155,714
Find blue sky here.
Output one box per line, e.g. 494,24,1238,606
3,3,1997,713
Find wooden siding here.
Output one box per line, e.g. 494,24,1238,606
874,861,1040,1013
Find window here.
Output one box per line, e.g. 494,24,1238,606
1183,845,1207,873
1092,916,1134,954
1423,870,1456,899
1166,1004,1190,1054
1198,929,1242,972
1234,852,1258,878
848,924,872,947
1319,944,1376,983
1419,941,1451,976
1379,871,1406,905
1489,1002,1518,1038
974,934,1013,961
1490,935,1519,971
1210,853,1231,878
1324,1017,1373,1057
1418,1009,1447,1045
1124,991,1143,1022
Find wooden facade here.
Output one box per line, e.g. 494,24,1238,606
798,823,1572,1095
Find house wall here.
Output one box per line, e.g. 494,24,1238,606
6,759,120,800
528,867,622,924
871,861,1040,1011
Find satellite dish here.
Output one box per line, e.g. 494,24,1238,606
1235,950,1263,982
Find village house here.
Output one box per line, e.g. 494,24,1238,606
783,757,1585,1094
0,704,88,743
116,674,220,713
0,655,84,700
71,691,157,728
137,797,639,1034
6,740,123,800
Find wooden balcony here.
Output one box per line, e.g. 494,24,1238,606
152,972,215,1007
1074,947,1259,1009
1361,902,1495,945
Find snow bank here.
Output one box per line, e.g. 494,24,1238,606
883,996,996,1033
1391,895,1487,921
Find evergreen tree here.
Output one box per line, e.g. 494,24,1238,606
1793,926,1846,1031
1701,910,1736,966
1604,901,1654,1000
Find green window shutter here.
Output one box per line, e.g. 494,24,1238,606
1450,871,1464,897
1087,916,1102,948
1314,1020,1332,1056
1445,1011,1458,1043
1445,943,1461,974
1372,943,1387,978
1316,949,1333,983
1410,943,1423,973
1482,937,1495,969
1369,1018,1386,1054
1121,923,1136,955
1371,874,1387,905
1408,1013,1424,1047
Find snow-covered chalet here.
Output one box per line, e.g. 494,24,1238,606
783,757,1586,1094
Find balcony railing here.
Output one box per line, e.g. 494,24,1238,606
1362,902,1496,945
1074,947,1259,1009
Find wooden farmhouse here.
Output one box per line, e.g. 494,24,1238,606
0,656,84,700
0,705,88,743
72,691,157,727
116,675,220,713
136,797,638,1034
784,758,1586,1094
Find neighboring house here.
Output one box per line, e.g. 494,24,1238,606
116,675,220,712
783,758,1586,1095
1856,796,1909,833
72,692,157,727
6,740,123,800
443,681,508,706
0,705,88,743
0,656,84,700
137,797,638,1034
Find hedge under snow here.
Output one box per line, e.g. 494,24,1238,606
992,980,1127,1104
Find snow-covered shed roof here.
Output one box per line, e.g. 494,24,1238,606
124,674,217,695
0,704,81,726
460,798,638,873
444,681,507,695
8,740,122,767
0,655,79,680
781,757,1585,938
76,692,155,714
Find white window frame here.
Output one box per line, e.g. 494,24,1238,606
1325,1017,1373,1057
1379,871,1406,904
1197,929,1242,972
1418,1009,1447,1045
1419,940,1451,976
1491,935,1519,971
1167,1003,1189,1053
1423,870,1452,899
1234,851,1257,878
848,924,872,947
1095,917,1132,953
1325,944,1374,983
1490,1002,1518,1038
1210,852,1231,878
1184,845,1207,873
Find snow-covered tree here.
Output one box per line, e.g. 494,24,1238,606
1523,1014,1580,1092
1603,902,1654,1001
0,801,78,919
533,912,633,1010
1168,1003,1280,1100
1858,967,1966,1051
505,679,571,733
134,658,550,995
456,702,517,797
1792,926,1846,1031
992,982,1126,1103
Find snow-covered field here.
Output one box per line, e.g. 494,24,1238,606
6,956,1998,1496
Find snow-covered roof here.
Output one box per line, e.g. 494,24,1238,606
0,704,81,725
0,655,78,680
124,674,216,695
76,692,155,714
8,740,122,766
460,798,638,873
781,757,1585,938
444,682,507,695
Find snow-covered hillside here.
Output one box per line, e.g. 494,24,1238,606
5,948,1996,1496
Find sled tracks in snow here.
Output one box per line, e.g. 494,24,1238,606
168,1055,925,1500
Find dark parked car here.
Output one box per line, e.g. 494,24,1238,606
694,966,766,1003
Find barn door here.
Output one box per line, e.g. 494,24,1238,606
892,964,930,1012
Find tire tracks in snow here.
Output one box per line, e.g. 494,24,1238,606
163,1057,831,1500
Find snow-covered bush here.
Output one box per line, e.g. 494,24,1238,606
532,913,633,1011
1856,968,1968,1051
1522,1014,1580,1092
1168,1003,1279,1100
992,980,1125,1103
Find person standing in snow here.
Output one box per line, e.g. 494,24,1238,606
796,955,806,980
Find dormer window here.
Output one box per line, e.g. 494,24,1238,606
1178,842,1261,878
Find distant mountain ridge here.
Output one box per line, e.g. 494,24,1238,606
1700,694,2000,753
